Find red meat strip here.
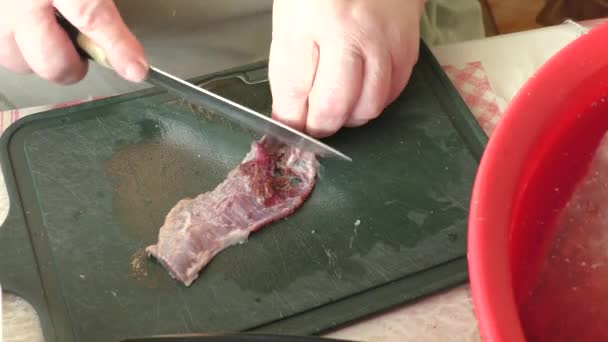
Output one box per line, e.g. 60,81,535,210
146,137,318,286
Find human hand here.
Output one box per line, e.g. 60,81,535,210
0,0,147,84
268,0,425,138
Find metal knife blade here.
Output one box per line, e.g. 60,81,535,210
54,10,351,162
146,67,351,161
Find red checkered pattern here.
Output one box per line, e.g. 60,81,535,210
443,61,501,135
0,62,502,136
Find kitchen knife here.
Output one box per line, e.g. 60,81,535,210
54,11,351,162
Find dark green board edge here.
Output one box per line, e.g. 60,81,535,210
0,40,487,340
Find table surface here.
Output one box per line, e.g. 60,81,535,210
0,17,595,342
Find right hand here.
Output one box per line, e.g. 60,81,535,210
268,0,424,138
0,0,148,84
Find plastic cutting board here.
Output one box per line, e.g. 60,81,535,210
0,41,487,342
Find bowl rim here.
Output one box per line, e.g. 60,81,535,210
467,22,608,342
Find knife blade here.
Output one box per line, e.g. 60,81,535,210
145,66,351,161
54,11,351,162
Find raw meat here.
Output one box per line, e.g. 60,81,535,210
146,136,318,286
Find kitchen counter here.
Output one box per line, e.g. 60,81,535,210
0,13,596,341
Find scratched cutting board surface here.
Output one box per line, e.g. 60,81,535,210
0,41,486,342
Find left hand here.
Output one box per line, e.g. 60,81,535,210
0,0,147,84
268,0,425,138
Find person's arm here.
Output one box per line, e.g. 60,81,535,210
268,0,426,138
0,0,147,84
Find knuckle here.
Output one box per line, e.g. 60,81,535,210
353,76,390,121
39,68,65,83
344,6,381,44
269,71,311,101
348,4,375,27
306,120,338,138
71,0,112,32
268,42,317,99
346,119,369,128
350,97,384,123
269,81,311,110
0,59,31,74
310,96,347,121
9,63,32,74
356,102,384,122
306,103,346,138
39,63,78,84
284,83,311,100
362,91,388,119
336,27,371,51
306,88,348,128
0,43,31,74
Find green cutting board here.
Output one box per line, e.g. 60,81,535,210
0,41,486,342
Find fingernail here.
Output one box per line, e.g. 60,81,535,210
124,59,148,82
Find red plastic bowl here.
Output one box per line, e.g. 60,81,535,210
468,22,608,341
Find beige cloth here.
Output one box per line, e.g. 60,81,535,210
115,0,485,45
115,0,273,35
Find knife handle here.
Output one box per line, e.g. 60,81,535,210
54,9,112,69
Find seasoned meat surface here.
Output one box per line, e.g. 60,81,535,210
146,137,318,286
